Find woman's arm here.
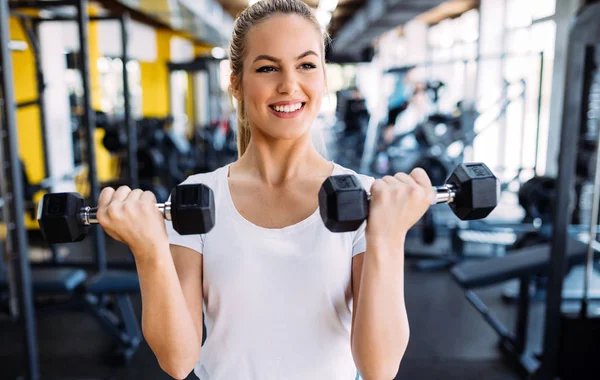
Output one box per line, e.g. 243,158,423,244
351,168,434,379
95,187,204,379
135,243,204,380
350,245,409,380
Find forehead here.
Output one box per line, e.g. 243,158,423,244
244,13,323,62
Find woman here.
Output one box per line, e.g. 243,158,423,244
96,0,434,378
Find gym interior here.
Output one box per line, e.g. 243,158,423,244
1,0,599,379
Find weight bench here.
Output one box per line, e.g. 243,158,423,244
451,238,590,288
0,266,142,364
80,270,142,363
450,238,591,377
409,227,519,271
0,268,87,294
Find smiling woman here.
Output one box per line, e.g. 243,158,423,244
228,0,330,157
94,1,415,380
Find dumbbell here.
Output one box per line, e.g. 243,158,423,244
37,184,215,244
319,162,499,232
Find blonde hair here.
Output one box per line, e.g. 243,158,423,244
229,0,330,158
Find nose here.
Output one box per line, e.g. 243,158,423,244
277,70,299,95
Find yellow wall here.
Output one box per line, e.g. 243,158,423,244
186,72,194,133
9,6,116,230
10,17,44,230
10,17,44,184
139,30,210,120
194,44,212,56
89,4,119,184
140,28,172,117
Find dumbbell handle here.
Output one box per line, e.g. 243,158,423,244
431,184,457,205
81,202,173,225
366,184,457,205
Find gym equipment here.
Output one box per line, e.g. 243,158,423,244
1,1,40,378
451,237,595,377
37,183,216,244
452,239,589,288
1,3,150,377
537,5,600,379
518,176,557,224
333,87,370,168
557,53,600,380
319,162,499,233
451,5,600,379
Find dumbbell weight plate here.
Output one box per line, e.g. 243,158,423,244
37,192,89,244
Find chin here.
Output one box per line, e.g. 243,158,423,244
262,123,310,140
272,128,309,140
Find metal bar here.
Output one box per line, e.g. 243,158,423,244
0,0,40,378
514,277,531,355
385,52,545,73
31,259,136,270
498,77,508,174
24,15,124,22
583,65,600,316
16,98,39,108
120,14,138,188
89,15,122,21
81,298,134,344
82,203,170,224
8,10,36,20
116,295,142,343
534,12,595,379
76,0,106,273
517,77,527,171
534,52,544,175
531,14,555,25
465,290,514,342
8,0,75,9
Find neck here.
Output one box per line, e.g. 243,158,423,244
236,132,328,187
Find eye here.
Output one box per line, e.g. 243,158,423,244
256,66,277,73
300,62,317,70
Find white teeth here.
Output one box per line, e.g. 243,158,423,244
273,103,303,113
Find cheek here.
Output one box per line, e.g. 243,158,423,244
306,76,325,107
243,76,273,110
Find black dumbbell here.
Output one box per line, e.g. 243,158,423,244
37,184,215,244
319,162,499,232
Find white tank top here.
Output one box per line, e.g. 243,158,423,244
165,162,374,380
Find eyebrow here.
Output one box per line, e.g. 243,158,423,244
252,50,318,64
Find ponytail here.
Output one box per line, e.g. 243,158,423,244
235,99,251,158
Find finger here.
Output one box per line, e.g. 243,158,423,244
140,190,157,204
381,175,400,187
369,179,387,195
98,187,116,208
392,172,417,186
112,186,132,202
126,189,144,201
410,167,433,189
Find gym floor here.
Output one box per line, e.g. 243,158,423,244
0,233,532,380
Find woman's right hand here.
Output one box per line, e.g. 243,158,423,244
96,186,169,259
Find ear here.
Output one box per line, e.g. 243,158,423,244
230,74,242,101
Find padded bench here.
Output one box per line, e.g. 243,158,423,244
0,268,87,293
85,270,140,294
451,238,590,289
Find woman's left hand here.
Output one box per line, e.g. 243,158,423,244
365,168,435,251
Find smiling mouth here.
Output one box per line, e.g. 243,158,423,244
269,103,306,114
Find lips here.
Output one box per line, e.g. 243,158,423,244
268,102,306,119
269,102,305,113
